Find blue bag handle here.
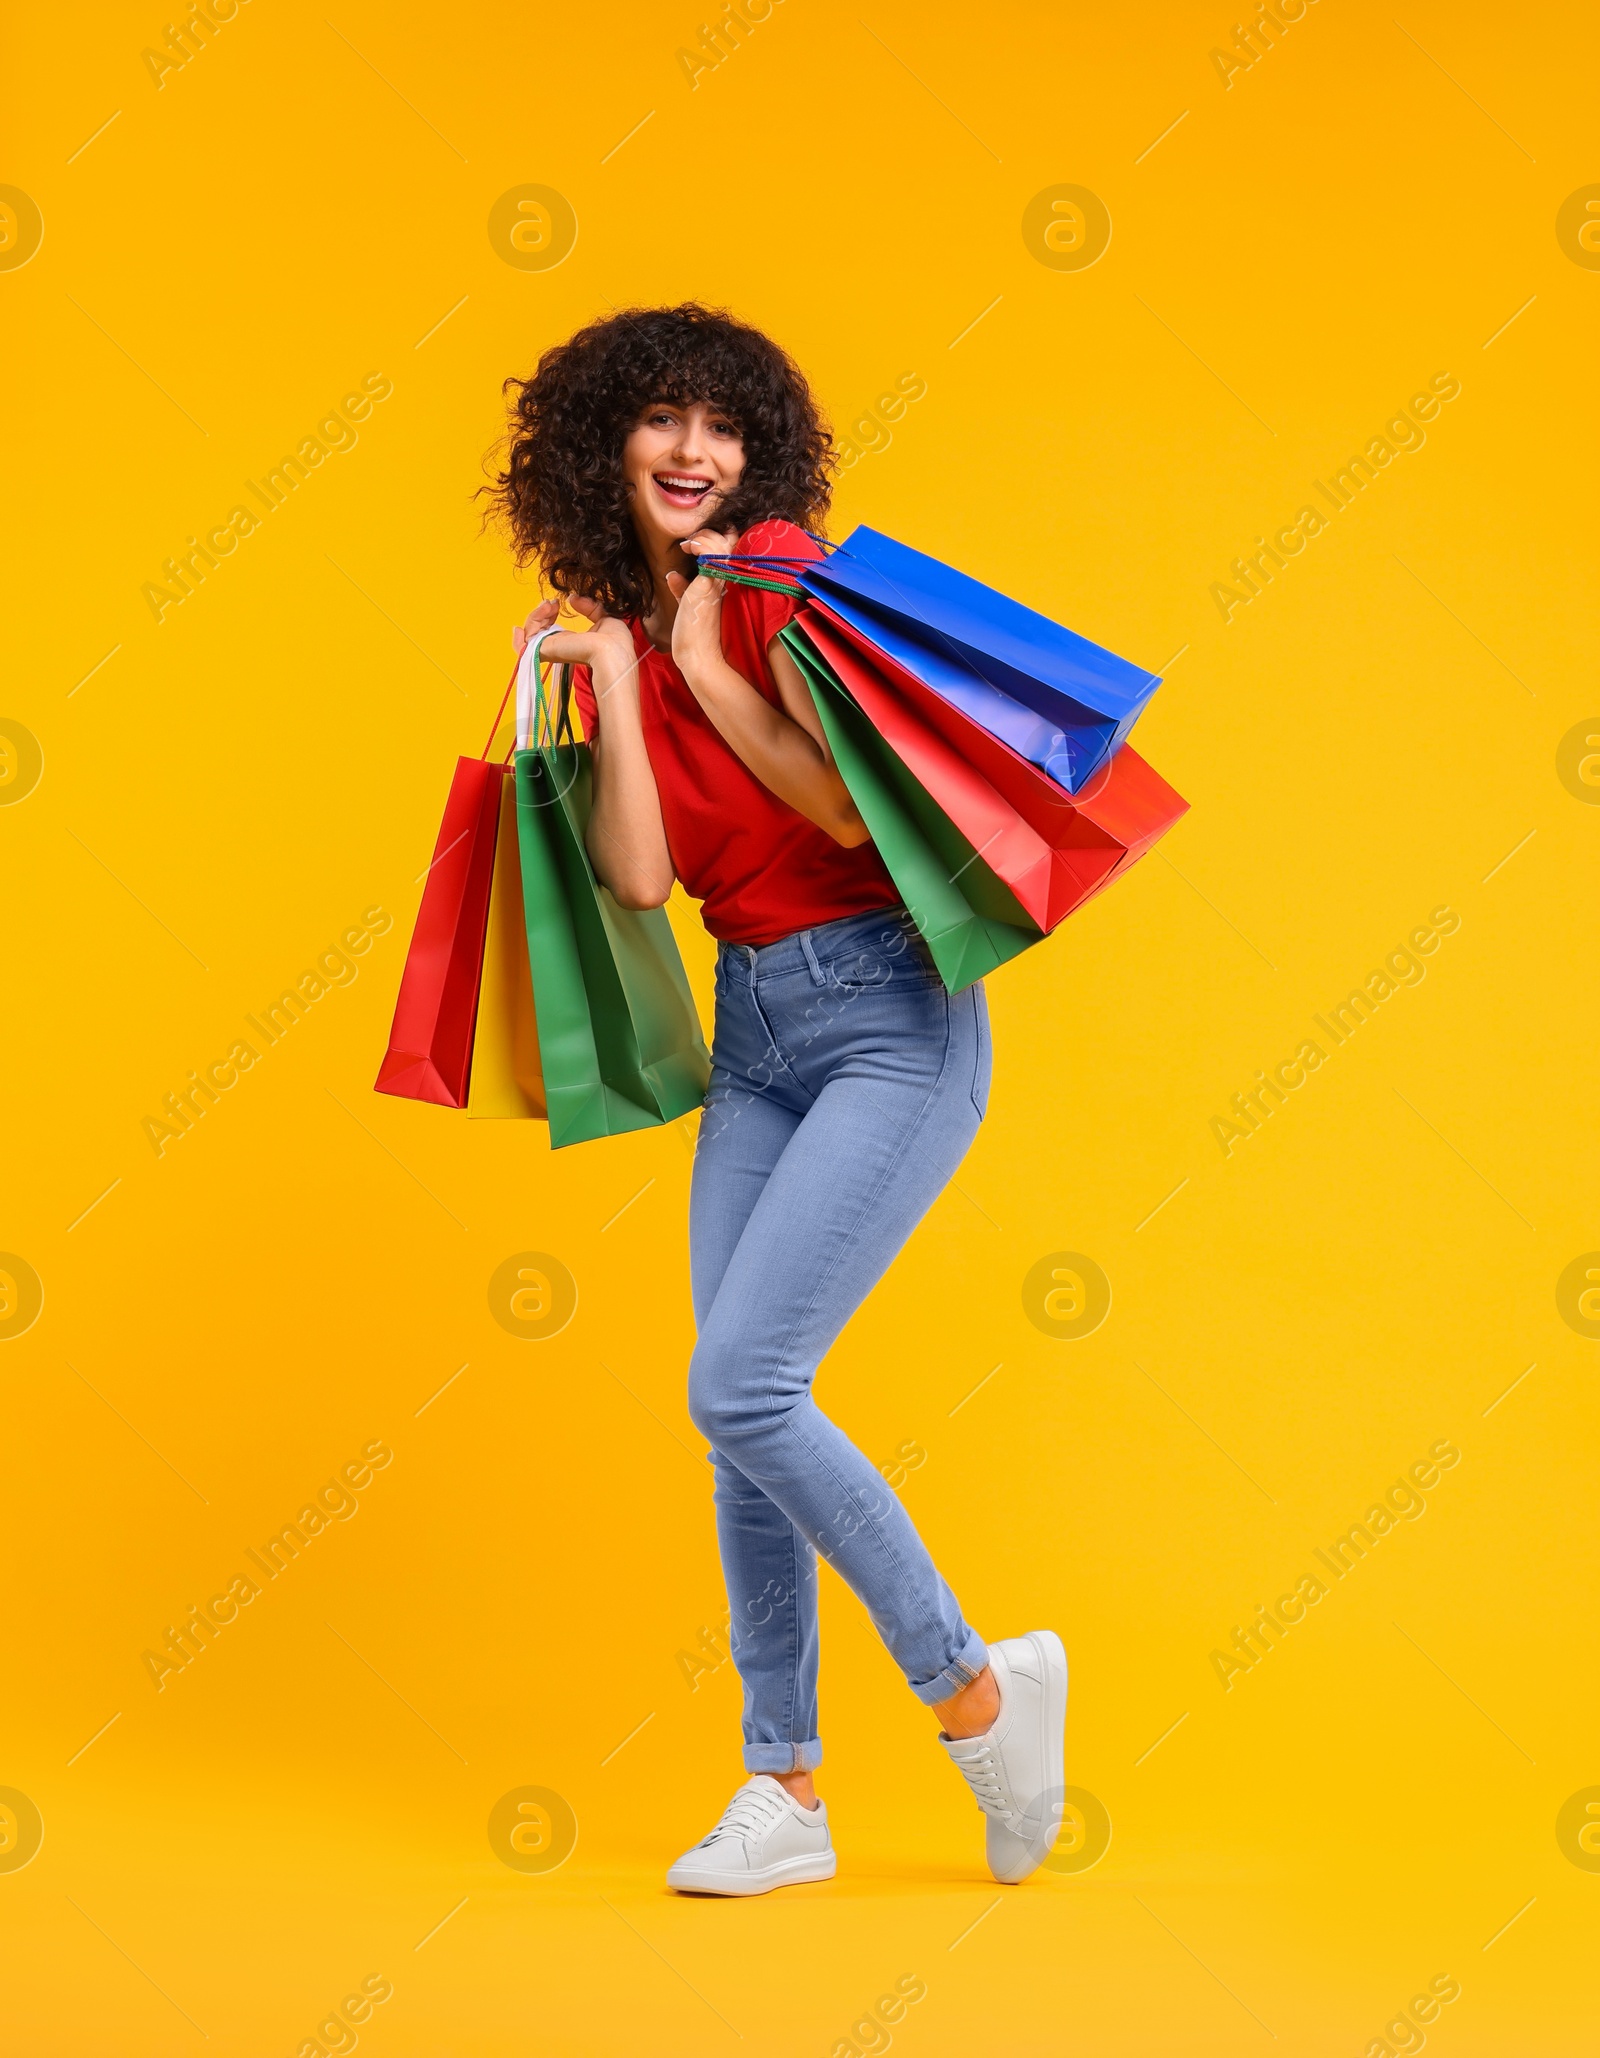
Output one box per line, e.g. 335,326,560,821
692,535,837,595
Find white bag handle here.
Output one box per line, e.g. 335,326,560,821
515,626,564,750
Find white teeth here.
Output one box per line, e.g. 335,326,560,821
658,475,710,491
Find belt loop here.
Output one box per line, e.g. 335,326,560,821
798,928,825,987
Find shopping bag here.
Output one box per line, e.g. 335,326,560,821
466,766,547,1119
374,702,510,1108
794,605,1188,931
797,581,1083,789
698,542,1077,784
513,640,710,1149
778,627,1040,994
702,526,1164,793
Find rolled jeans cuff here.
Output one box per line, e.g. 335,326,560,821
743,1738,824,1774
910,1628,990,1708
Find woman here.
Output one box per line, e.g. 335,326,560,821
493,303,1065,1894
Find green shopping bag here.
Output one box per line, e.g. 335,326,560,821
513,638,709,1148
779,627,1040,993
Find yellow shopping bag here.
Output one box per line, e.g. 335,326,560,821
467,768,546,1119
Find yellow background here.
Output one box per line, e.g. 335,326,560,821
3,0,1597,2050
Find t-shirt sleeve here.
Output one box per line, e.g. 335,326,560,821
724,518,825,657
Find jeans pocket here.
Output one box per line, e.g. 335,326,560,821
969,983,992,1119
826,929,940,994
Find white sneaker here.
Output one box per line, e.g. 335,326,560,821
940,1630,1068,1883
666,1776,837,1896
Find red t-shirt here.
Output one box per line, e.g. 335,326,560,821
570,519,897,946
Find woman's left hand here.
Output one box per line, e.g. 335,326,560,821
666,528,736,676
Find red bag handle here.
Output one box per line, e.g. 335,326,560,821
481,652,522,761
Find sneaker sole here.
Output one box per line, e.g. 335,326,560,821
666,1850,837,1897
1002,1629,1069,1883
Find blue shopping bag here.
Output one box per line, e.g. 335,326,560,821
804,587,1079,790
702,526,1163,794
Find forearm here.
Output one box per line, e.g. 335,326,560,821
585,665,674,908
679,649,867,846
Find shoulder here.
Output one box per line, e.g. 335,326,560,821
735,518,825,563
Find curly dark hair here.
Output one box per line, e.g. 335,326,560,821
486,302,834,617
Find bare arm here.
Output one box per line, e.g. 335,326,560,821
514,600,674,909
668,542,870,848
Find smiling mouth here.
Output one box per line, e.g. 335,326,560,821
653,472,716,509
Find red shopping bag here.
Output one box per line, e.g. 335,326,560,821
374,663,518,1108
797,606,1187,932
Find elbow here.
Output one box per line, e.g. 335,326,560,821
608,875,674,911
820,779,872,848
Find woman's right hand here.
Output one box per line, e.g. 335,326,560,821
513,596,636,683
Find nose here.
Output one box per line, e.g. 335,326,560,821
672,407,711,467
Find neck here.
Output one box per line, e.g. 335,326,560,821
637,526,692,644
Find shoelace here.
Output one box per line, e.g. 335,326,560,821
951,1742,1017,1822
702,1783,791,1847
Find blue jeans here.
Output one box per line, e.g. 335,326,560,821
687,906,992,1774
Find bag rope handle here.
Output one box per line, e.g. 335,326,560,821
508,629,564,761
692,536,837,596
697,566,807,596
480,652,523,759
511,626,579,755
478,627,580,761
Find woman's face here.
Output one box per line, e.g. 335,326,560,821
621,398,746,554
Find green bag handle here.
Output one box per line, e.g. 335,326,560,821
514,628,576,754
694,544,829,594
695,565,805,597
